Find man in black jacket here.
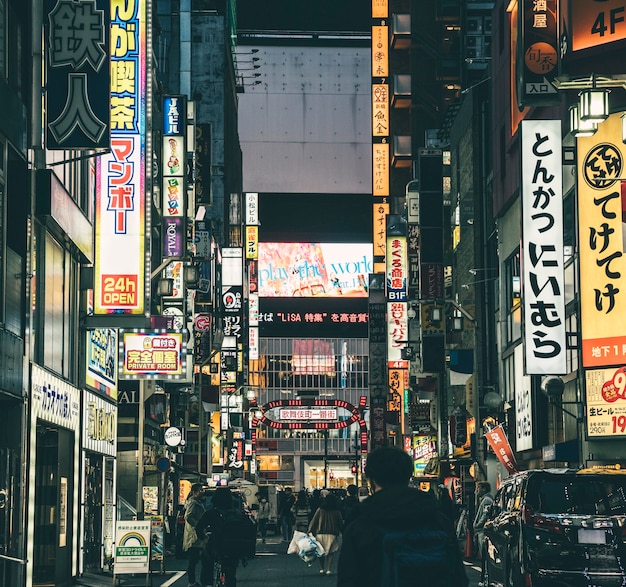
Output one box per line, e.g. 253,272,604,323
337,446,468,587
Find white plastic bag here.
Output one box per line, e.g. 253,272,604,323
296,534,325,563
287,530,307,555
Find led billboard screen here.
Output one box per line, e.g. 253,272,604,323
258,243,373,298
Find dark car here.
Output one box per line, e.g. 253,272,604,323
482,468,626,587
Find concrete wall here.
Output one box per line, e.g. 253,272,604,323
238,45,371,194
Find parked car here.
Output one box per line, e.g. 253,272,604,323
482,468,626,587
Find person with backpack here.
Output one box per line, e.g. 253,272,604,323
337,446,468,587
195,487,256,587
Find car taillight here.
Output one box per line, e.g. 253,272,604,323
521,505,564,534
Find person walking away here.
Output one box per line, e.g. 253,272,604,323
294,489,310,531
183,483,206,587
472,481,494,559
278,487,296,542
308,488,322,523
308,493,343,575
337,446,468,587
342,484,360,528
196,487,256,587
256,497,270,542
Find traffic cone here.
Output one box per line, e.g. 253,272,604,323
464,530,473,559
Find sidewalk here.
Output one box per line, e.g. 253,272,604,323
75,536,335,587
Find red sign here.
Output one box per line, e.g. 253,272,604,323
485,425,518,474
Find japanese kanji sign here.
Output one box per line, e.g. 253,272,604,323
517,0,560,108
120,331,185,379
386,236,408,301
94,0,147,314
586,366,626,437
484,425,518,474
521,120,566,374
577,113,626,367
46,0,110,149
571,0,626,51
387,301,408,364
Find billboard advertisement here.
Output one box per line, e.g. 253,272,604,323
586,366,626,437
577,113,626,367
85,328,118,399
258,243,372,297
94,0,146,314
521,120,566,374
120,331,185,379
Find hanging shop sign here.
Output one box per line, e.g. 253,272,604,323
94,0,147,314
577,113,626,367
520,120,566,374
387,301,408,364
85,328,118,399
120,331,186,379
585,366,626,437
46,0,110,149
517,0,559,108
485,425,518,474
84,391,117,454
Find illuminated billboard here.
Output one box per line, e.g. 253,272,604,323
94,0,146,314
86,328,118,399
577,113,626,367
258,243,373,298
120,331,186,379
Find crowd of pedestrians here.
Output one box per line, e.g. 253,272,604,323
181,446,477,586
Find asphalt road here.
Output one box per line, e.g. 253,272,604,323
78,536,483,586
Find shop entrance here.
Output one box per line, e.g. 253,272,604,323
83,455,103,570
0,446,21,587
33,425,73,587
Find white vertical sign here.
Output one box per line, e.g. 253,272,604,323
521,120,566,374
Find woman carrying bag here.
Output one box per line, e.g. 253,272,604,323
307,493,343,575
183,483,207,587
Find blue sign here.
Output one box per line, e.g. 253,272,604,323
163,96,185,136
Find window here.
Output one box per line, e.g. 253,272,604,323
504,251,521,344
35,231,78,379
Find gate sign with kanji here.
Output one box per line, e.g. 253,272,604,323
46,0,110,149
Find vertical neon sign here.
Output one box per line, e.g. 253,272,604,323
95,0,146,314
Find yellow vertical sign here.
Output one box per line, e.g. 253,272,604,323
373,202,389,257
577,113,626,367
372,0,388,18
372,26,389,77
373,142,390,196
372,84,389,137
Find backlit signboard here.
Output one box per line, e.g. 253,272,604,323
258,297,369,338
517,0,559,107
586,366,626,437
86,328,118,399
387,301,407,364
258,243,372,298
246,192,259,225
571,0,626,51
521,120,566,374
577,113,626,367
95,0,146,314
120,331,185,379
372,26,389,77
372,0,388,19
372,84,389,137
373,202,389,257
386,236,407,301
46,0,110,149
279,409,338,421
373,142,390,197
246,226,258,259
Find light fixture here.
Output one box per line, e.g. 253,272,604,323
622,113,626,144
452,316,464,331
569,104,597,138
429,307,442,322
579,85,610,123
183,264,199,287
221,335,237,351
157,278,174,296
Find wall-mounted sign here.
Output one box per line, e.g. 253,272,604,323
245,192,259,225
517,0,559,108
373,142,390,197
387,301,408,363
577,114,626,367
46,0,110,149
371,25,389,76
246,226,258,259
521,120,566,374
571,0,626,51
120,331,185,379
94,0,147,315
86,328,118,399
372,84,389,137
586,366,626,437
386,236,407,301
373,202,390,258
279,408,338,421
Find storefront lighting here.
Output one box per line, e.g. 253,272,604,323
569,105,597,138
579,87,610,123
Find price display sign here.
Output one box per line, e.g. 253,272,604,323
586,366,626,437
